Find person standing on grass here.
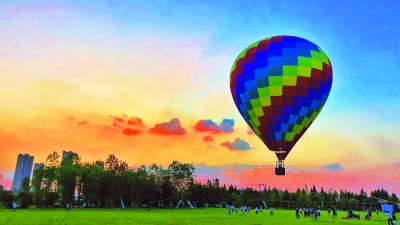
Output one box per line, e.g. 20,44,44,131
66,203,70,212
392,211,397,225
295,207,300,219
270,207,273,215
12,203,17,211
386,211,393,225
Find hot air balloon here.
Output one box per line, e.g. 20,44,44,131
229,35,333,176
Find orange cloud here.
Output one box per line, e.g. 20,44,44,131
203,135,214,142
122,128,140,136
78,120,89,125
127,117,143,125
111,116,125,128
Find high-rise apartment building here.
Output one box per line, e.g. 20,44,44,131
62,151,73,161
33,163,44,171
11,154,34,193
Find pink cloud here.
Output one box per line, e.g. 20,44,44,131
247,128,255,135
148,118,186,136
193,119,234,134
221,138,253,151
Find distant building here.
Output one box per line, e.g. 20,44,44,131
95,160,105,169
62,151,73,162
12,154,34,193
33,163,44,171
30,163,44,192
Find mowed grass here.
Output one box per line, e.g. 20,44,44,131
0,207,391,225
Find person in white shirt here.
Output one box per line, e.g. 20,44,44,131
386,211,393,225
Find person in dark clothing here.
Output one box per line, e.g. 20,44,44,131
296,208,300,219
392,212,396,225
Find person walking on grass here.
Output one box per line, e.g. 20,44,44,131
66,203,70,212
295,207,300,219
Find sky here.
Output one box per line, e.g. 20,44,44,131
0,0,399,196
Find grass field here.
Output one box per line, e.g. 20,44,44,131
0,208,392,225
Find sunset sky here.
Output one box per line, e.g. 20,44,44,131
0,0,399,196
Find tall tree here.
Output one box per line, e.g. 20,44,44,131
18,177,33,208
32,167,45,208
45,151,60,167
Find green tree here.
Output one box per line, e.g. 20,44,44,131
242,188,258,207
45,151,60,167
282,189,290,201
32,167,45,208
228,192,242,207
2,191,14,208
18,177,33,208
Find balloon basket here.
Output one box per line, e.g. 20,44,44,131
275,167,285,176
275,160,285,176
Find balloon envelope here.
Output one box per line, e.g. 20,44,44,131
229,35,333,160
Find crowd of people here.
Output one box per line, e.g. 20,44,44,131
226,204,397,224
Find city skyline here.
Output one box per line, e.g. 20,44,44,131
2,149,399,197
0,0,399,196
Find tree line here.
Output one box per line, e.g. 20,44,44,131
0,151,398,210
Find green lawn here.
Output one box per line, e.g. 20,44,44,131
0,208,391,225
